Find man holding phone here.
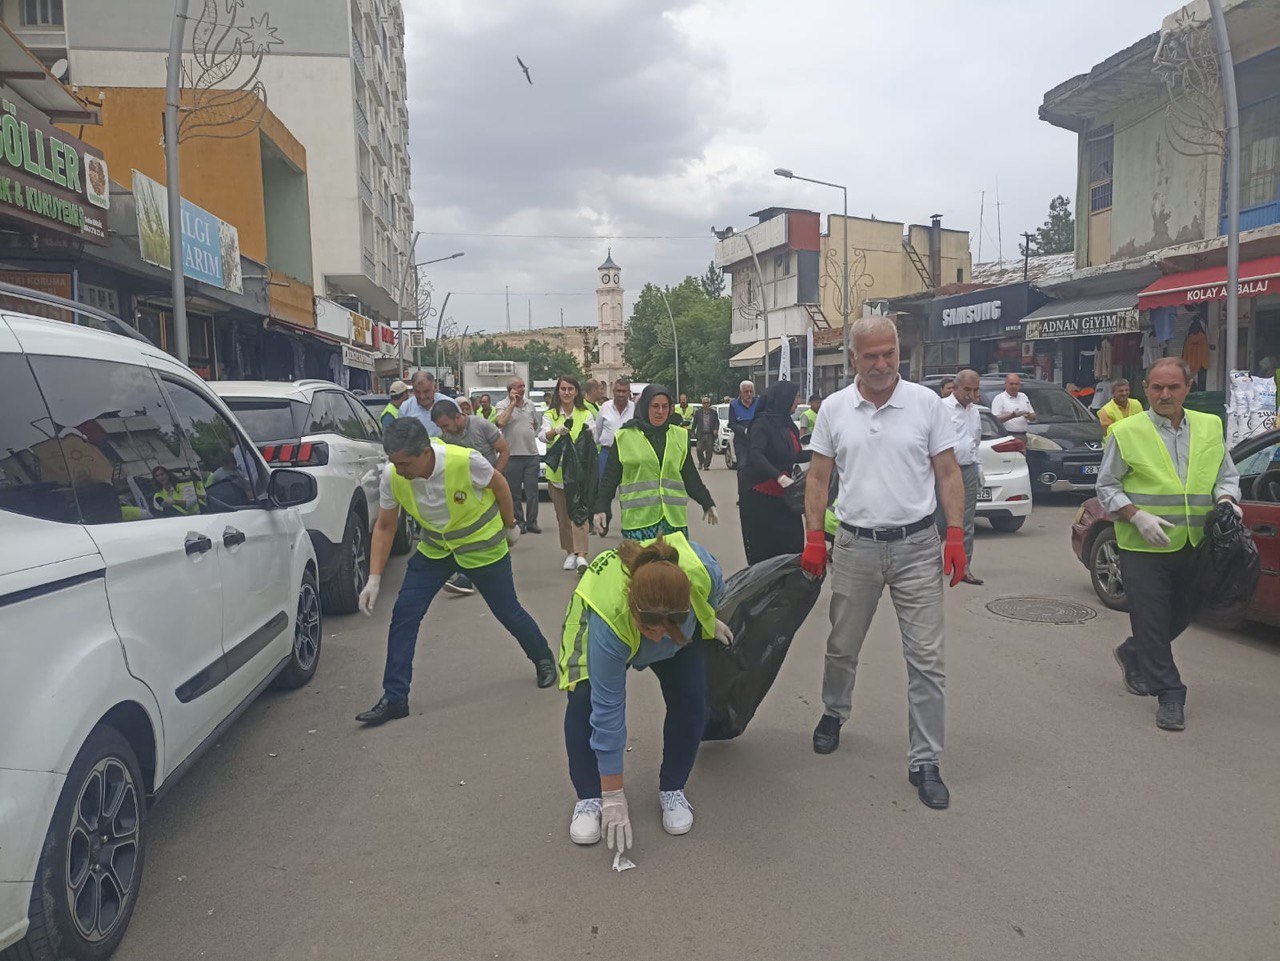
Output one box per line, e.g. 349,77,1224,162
496,376,543,533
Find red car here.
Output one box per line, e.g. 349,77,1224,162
1070,428,1280,627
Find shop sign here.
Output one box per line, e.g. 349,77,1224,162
351,311,372,346
0,98,108,244
1185,277,1273,304
342,343,376,371
374,323,397,355
941,299,1001,327
78,282,121,318
0,269,71,321
1024,309,1139,341
132,170,243,293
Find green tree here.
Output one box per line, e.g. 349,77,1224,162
699,260,725,298
1023,195,1075,255
624,277,735,400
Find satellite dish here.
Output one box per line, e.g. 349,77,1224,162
50,59,68,80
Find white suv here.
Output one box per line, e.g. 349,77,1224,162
212,380,395,614
0,313,321,960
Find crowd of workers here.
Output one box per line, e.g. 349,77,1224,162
347,314,1239,858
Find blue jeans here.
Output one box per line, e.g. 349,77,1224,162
382,551,553,702
597,446,610,480
563,640,708,799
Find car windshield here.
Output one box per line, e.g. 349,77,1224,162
981,384,1093,424
223,398,308,443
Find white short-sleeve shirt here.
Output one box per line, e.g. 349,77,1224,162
990,390,1034,433
810,378,956,528
379,440,493,529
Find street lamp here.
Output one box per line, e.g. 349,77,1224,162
775,167,850,386
712,225,772,388
396,236,464,377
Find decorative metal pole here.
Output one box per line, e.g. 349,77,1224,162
658,289,680,400
397,229,421,377
1209,0,1241,376
743,232,770,388
165,0,190,364
840,185,849,386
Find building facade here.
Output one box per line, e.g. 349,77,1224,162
592,250,630,385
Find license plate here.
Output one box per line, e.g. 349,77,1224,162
978,488,993,501
1082,465,1099,475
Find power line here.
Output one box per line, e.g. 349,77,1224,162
449,291,599,296
416,231,708,241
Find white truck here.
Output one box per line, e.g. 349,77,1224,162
463,360,530,406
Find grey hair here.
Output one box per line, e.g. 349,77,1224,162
383,417,433,457
508,377,525,389
955,368,980,385
739,380,754,391
614,377,631,388
849,314,899,350
701,395,711,402
1111,378,1130,389
411,370,435,387
1148,357,1193,384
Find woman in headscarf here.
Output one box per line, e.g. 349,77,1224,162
592,383,717,541
739,379,804,564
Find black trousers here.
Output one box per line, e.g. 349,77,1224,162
1118,546,1196,703
503,455,540,529
739,488,804,565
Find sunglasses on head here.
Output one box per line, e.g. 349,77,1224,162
636,608,690,627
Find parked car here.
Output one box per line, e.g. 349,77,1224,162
212,379,391,613
713,403,737,468
978,377,1104,495
976,407,1034,532
0,314,321,961
1070,428,1280,625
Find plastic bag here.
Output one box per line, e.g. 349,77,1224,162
783,466,838,515
1194,501,1261,615
702,553,824,741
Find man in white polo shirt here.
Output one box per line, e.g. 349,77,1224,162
937,368,985,585
802,315,967,810
990,372,1036,436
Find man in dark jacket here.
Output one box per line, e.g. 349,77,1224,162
592,383,717,539
691,396,720,470
740,380,805,563
728,380,757,466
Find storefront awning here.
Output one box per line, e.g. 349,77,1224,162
1021,289,1140,340
1136,255,1280,310
729,338,782,367
264,317,343,345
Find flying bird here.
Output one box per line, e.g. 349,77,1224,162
516,56,532,85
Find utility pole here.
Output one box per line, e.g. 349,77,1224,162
527,297,532,331
164,0,190,364
505,285,511,332
1022,232,1034,281
1210,0,1241,375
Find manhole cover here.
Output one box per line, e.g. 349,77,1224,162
985,596,1097,624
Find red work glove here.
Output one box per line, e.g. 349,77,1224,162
801,529,828,578
942,526,966,587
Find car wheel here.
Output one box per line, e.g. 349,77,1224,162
390,512,412,556
15,726,145,961
1088,527,1130,612
319,509,367,614
988,515,1025,533
274,569,322,689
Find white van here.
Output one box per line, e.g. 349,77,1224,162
0,312,321,960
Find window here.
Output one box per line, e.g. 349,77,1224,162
980,411,1003,440
304,392,344,435
21,0,63,26
1086,126,1114,213
161,379,265,511
330,392,368,441
0,354,79,523
29,355,196,524
1235,439,1280,499
221,398,307,444
343,394,382,441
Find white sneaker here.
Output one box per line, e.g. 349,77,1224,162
659,789,694,836
575,555,588,574
562,553,577,571
570,798,602,844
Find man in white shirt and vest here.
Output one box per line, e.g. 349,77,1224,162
802,315,968,810
1096,357,1240,732
937,368,985,585
354,418,557,726
593,377,635,479
990,373,1036,436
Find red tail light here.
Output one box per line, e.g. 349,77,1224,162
992,438,1026,454
258,441,328,467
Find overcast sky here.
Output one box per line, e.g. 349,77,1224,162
403,0,1177,334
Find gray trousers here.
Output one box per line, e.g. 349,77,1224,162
821,525,946,770
504,455,540,529
935,462,981,564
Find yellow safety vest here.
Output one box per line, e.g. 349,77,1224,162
153,480,204,516
1100,398,1143,437
674,404,694,424
615,425,689,531
545,407,591,485
1111,410,1224,553
585,401,600,416
801,408,818,433
388,441,508,569
558,532,716,691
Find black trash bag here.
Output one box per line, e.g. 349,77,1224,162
702,553,825,741
782,466,838,515
1194,501,1261,615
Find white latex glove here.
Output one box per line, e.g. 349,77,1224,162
1131,510,1175,548
358,574,381,616
182,486,197,507
556,425,571,436
1219,498,1243,519
504,524,521,546
713,618,734,646
777,474,795,489
602,789,632,854
593,512,609,536
703,506,719,525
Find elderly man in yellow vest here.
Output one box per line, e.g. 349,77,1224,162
1097,378,1144,437
1097,358,1241,732
353,418,557,726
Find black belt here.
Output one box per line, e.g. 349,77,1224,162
840,516,934,542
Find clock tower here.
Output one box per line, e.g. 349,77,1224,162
591,248,631,385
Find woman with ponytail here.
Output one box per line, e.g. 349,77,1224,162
556,532,731,854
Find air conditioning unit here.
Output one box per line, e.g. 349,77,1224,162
477,360,517,376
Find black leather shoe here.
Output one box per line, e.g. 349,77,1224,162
909,764,950,809
812,714,842,755
527,524,542,534
355,697,409,726
1156,700,1186,731
535,659,557,689
1113,644,1152,696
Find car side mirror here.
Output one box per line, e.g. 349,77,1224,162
269,468,318,508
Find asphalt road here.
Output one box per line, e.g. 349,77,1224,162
114,467,1280,961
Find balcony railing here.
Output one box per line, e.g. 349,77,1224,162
351,32,365,72
377,195,390,224
362,250,376,281
354,100,369,144
358,176,372,208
